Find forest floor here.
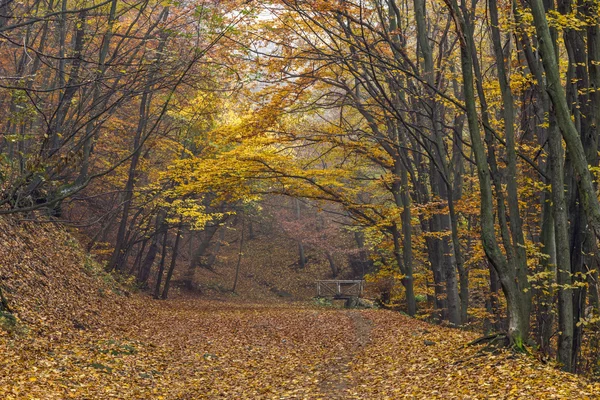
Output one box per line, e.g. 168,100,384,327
2,297,600,399
1,220,599,399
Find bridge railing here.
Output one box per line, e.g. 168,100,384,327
315,280,365,299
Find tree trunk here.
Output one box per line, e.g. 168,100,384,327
162,222,183,299
107,14,170,272
153,226,169,299
232,214,245,293
447,0,529,347
0,285,11,313
536,188,556,354
129,238,148,276
184,223,220,287
548,113,574,371
205,227,225,271
325,250,338,278
400,162,417,317
529,0,600,242
391,222,416,316
138,210,165,284
295,198,307,268
413,0,462,324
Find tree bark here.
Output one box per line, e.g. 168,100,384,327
162,222,183,299
138,210,165,284
446,0,530,347
231,214,245,293
325,250,338,278
295,198,307,268
153,226,169,299
529,0,600,241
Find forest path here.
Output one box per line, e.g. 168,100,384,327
3,298,600,399
126,300,378,399
317,310,373,398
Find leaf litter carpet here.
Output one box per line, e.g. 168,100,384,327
2,299,600,399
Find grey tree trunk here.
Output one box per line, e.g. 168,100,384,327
447,0,530,347
154,226,169,299
391,157,417,317
391,222,416,316
184,223,220,288
548,114,574,371
537,188,556,354
529,0,600,241
325,251,338,278
400,161,417,317
138,210,166,284
232,214,245,293
514,0,558,356
488,0,530,321
162,222,183,299
413,0,465,325
295,198,307,268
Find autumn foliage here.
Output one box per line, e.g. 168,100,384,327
3,0,600,394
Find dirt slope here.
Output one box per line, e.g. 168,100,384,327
0,218,129,332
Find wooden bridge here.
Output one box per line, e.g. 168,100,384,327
315,280,365,303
